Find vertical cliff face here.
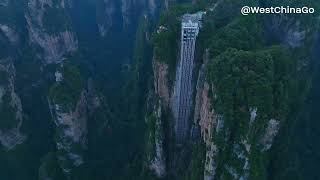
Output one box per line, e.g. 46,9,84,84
144,7,180,176
146,97,167,177
48,63,87,175
49,90,87,173
0,0,164,178
198,82,217,180
153,60,170,107
96,0,161,37
120,0,134,28
0,58,26,150
26,0,78,64
193,50,217,180
148,0,320,179
145,58,171,178
0,0,27,150
96,0,116,37
0,25,19,44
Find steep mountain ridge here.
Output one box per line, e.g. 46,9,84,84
0,0,164,179
147,0,320,179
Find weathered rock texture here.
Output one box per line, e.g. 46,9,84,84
26,0,77,64
0,58,26,150
49,89,87,174
145,59,170,177
148,99,166,178
153,60,170,107
193,50,218,180
0,24,19,44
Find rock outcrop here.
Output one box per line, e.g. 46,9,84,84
261,119,280,151
266,15,310,48
153,60,170,107
147,99,166,178
97,0,116,37
26,0,77,64
48,90,87,174
0,24,19,44
198,82,217,180
48,63,87,175
0,58,26,150
97,0,160,36
193,50,218,180
145,59,170,177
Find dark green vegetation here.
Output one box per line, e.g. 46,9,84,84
187,142,206,180
205,1,319,178
38,152,66,180
49,63,84,108
0,93,18,130
43,6,71,33
152,0,320,179
0,0,158,179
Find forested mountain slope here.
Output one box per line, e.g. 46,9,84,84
147,0,320,179
0,0,319,179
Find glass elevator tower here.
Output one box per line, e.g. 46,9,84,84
174,12,203,144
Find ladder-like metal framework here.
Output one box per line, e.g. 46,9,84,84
174,12,203,144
